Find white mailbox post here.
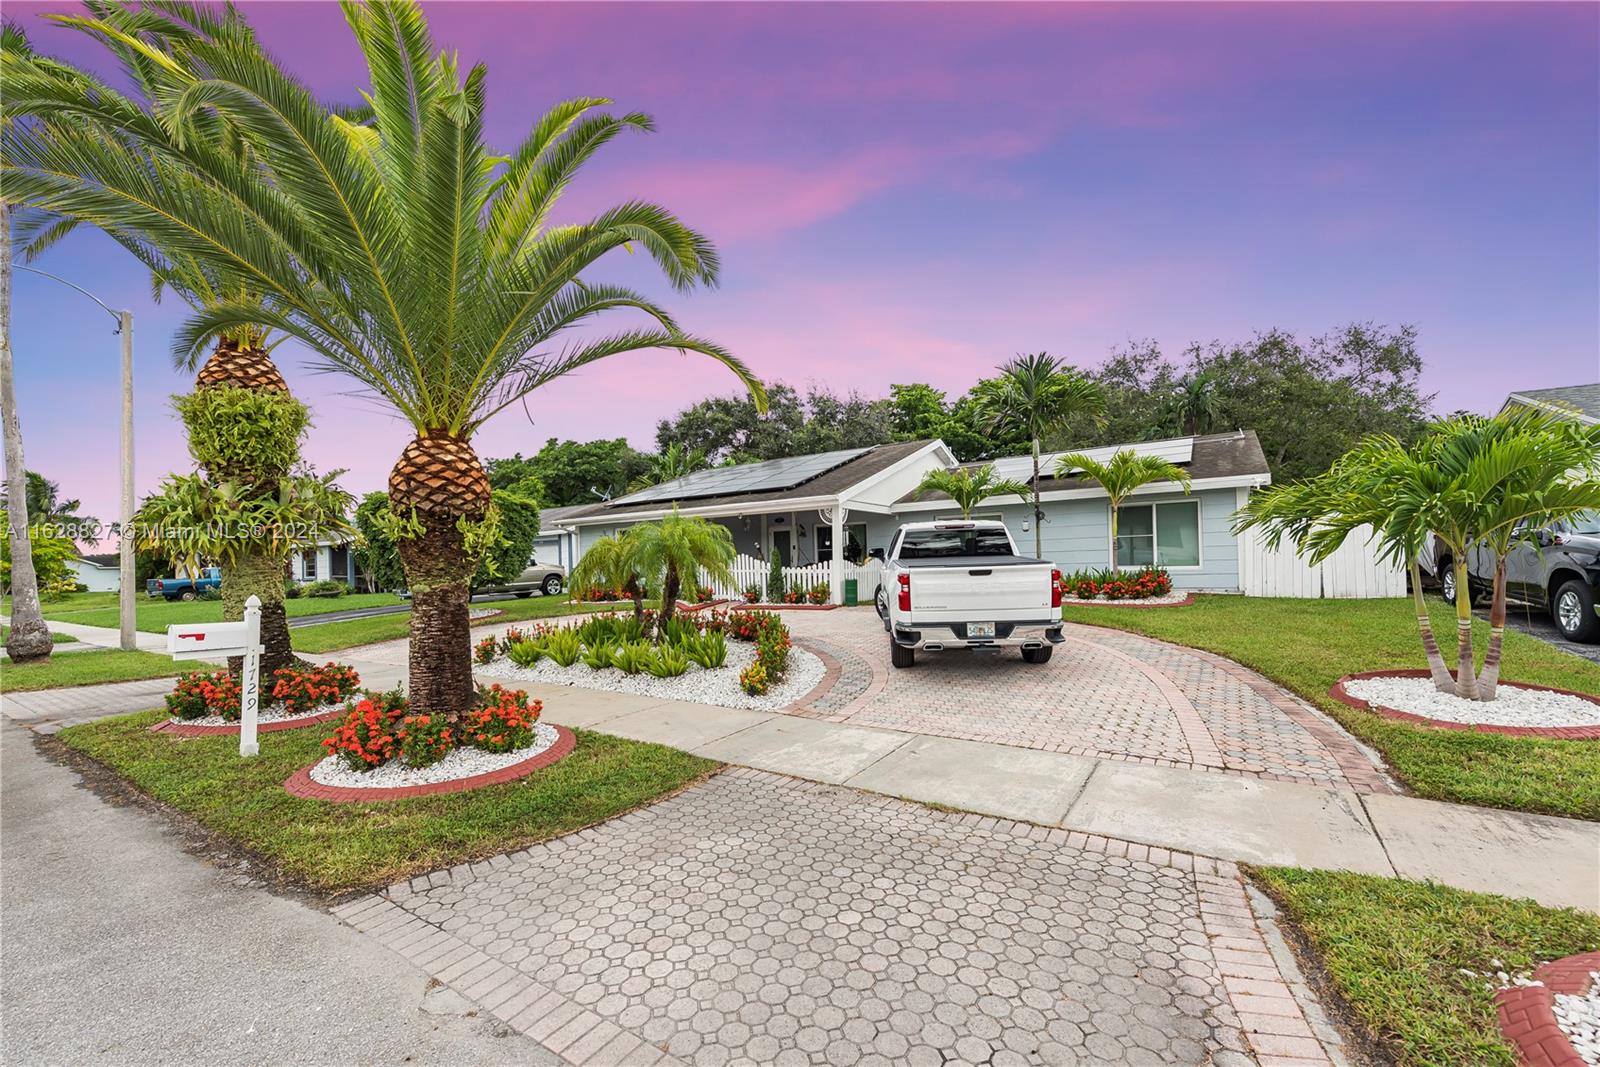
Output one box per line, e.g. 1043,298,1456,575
166,594,264,757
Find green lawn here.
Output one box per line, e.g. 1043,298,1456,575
1254,867,1600,1067
291,593,589,653
1060,595,1600,820
2,649,207,692
0,626,75,644
57,710,718,893
6,590,406,633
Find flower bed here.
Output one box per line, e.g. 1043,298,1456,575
285,682,575,800
474,609,824,711
153,662,362,734
1331,669,1600,739
1061,565,1179,602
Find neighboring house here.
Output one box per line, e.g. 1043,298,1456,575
1499,383,1600,425
67,552,122,593
561,432,1276,602
531,504,585,572
288,536,374,591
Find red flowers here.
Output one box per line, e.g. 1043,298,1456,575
473,634,500,665
396,713,455,768
462,684,541,753
1062,566,1173,601
166,670,242,721
272,662,361,714
322,697,404,771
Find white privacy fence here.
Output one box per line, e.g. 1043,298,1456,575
1237,525,1405,599
701,554,883,603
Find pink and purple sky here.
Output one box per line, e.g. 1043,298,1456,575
10,1,1599,531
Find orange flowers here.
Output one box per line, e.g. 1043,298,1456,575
272,662,361,714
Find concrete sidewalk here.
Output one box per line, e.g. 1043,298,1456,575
513,682,1600,912
10,631,1597,913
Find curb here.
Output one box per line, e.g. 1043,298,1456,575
1496,951,1600,1067
283,725,577,803
1329,670,1600,740
150,707,347,737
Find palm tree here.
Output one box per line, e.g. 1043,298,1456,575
629,442,709,493
568,532,647,622
0,200,52,664
913,465,1030,520
1055,449,1191,572
1167,370,1219,436
6,1,764,718
972,353,1105,558
627,510,736,627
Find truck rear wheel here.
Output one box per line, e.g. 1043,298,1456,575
180,590,196,602
890,639,915,669
1022,646,1053,664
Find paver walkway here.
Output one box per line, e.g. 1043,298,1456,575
343,770,1352,1067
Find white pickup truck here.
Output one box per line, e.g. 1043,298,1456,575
874,520,1063,668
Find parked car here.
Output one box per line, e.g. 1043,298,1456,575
1438,511,1600,643
146,567,222,602
473,558,567,598
874,520,1063,668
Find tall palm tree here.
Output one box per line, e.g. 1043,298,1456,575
6,1,764,717
1055,449,1191,572
627,510,736,626
0,200,53,663
628,442,709,493
972,353,1104,558
1167,370,1219,436
912,465,1030,520
569,530,651,622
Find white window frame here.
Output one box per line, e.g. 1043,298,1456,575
1111,499,1203,570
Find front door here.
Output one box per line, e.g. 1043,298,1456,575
771,530,793,566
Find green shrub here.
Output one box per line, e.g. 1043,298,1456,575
507,639,545,667
196,586,223,601
659,615,700,648
396,713,454,768
581,639,617,670
613,640,653,675
304,579,348,598
543,628,582,667
283,581,303,599
647,644,690,678
766,555,784,602
739,660,769,696
756,619,791,679
614,615,647,644
576,614,619,646
686,630,727,670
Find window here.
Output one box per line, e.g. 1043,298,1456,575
817,522,869,564
898,526,1015,559
1114,501,1200,567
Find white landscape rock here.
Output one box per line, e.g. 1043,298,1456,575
475,640,825,712
1066,589,1190,607
1554,979,1600,1066
1344,676,1600,729
309,721,561,789
174,701,347,728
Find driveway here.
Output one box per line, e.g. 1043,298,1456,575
1478,602,1600,666
783,609,1389,793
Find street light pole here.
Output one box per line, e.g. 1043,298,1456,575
14,265,136,650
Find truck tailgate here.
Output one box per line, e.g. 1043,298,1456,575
904,561,1055,624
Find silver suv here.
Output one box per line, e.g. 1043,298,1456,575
1438,511,1600,643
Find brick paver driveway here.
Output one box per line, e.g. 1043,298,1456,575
360,771,1340,1066
787,609,1389,793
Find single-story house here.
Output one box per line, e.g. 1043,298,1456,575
68,552,123,593
288,536,374,591
559,431,1273,603
531,504,586,572
1499,383,1600,425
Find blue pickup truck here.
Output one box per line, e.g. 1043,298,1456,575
146,567,222,602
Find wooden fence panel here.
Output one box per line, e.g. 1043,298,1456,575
1238,526,1404,599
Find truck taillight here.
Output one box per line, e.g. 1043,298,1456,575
897,573,911,612
1051,568,1062,608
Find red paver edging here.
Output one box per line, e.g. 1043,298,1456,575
283,725,577,803
1497,951,1600,1067
1062,593,1195,609
784,639,842,714
149,707,347,737
1330,670,1600,740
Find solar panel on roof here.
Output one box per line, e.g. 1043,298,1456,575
610,446,875,507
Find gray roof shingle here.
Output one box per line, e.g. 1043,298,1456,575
1503,384,1600,422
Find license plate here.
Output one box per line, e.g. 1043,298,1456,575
968,622,996,638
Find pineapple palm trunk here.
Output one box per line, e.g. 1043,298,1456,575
1452,559,1480,699
221,550,298,679
1477,559,1508,702
398,517,478,720
1408,560,1454,692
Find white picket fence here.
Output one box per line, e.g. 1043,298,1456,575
1237,525,1405,599
701,554,883,604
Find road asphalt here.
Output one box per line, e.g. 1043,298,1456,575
0,721,558,1067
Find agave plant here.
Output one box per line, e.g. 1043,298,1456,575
541,628,582,668
580,639,617,671
646,644,690,678
686,630,728,670
506,640,545,668
613,640,653,676
4,0,764,718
